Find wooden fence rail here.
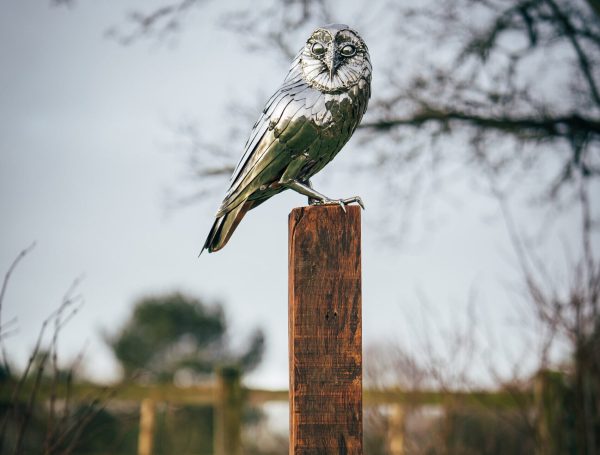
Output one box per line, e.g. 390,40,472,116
0,380,530,407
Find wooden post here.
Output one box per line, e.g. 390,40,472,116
387,404,405,455
214,366,243,455
288,205,362,455
137,398,156,455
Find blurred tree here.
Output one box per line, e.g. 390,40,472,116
90,0,600,241
105,292,265,383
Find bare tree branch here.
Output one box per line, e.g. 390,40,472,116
105,0,206,45
361,110,600,139
545,0,600,107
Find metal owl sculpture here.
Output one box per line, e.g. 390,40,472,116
202,24,372,253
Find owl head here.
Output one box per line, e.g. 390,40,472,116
300,24,371,93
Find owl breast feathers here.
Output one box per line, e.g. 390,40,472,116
202,23,372,254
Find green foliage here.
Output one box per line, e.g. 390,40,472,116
54,405,140,455
153,405,214,455
441,407,535,455
105,292,264,383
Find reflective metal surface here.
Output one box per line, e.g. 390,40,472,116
202,23,372,253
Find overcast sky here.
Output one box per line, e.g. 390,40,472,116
0,0,571,388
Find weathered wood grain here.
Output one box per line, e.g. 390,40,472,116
288,204,362,455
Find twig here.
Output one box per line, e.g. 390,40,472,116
0,242,36,334
14,350,49,454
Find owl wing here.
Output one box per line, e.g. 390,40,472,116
216,77,324,217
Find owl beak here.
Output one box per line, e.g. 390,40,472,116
327,52,341,80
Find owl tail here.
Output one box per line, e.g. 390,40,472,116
201,202,250,254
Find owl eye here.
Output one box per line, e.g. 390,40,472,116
339,44,356,57
311,42,326,56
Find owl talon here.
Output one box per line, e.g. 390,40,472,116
310,196,364,212
342,196,365,210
